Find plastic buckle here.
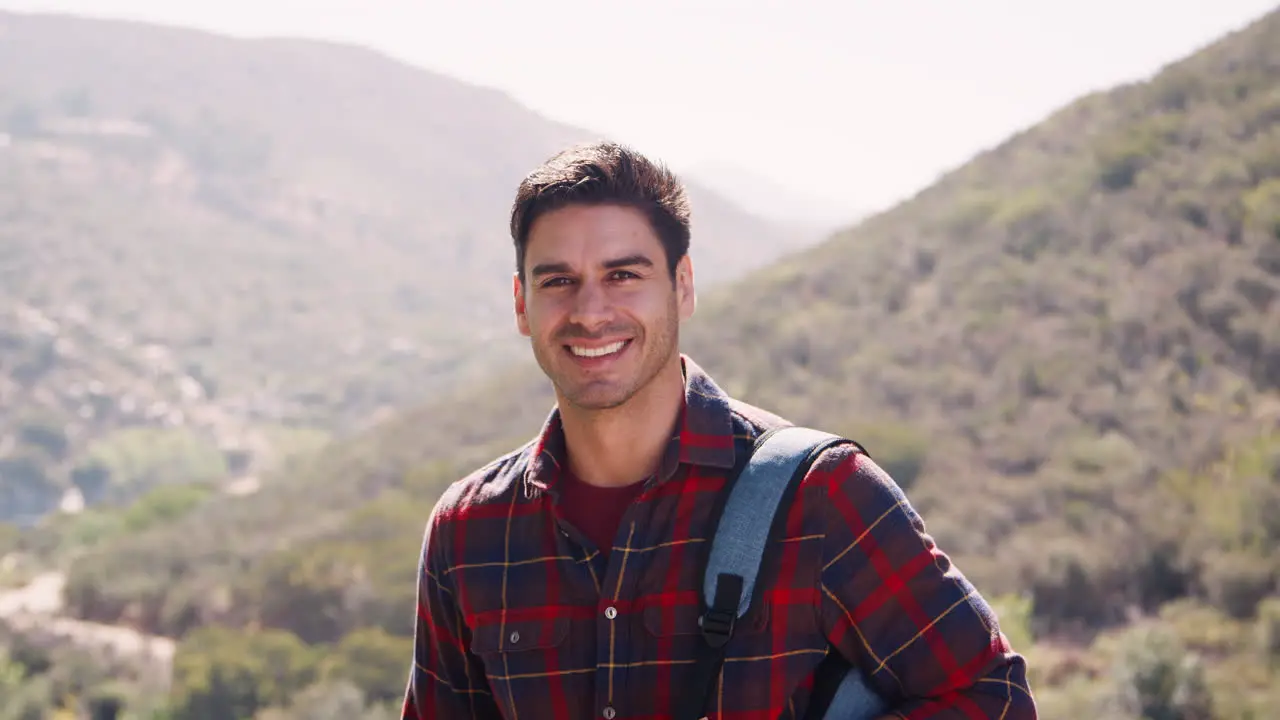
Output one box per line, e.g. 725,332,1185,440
699,607,736,648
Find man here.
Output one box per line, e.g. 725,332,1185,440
402,141,1037,719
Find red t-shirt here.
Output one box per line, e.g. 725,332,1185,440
557,469,646,561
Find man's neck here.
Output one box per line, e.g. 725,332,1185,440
559,358,685,488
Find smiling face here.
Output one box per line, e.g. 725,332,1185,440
515,202,695,412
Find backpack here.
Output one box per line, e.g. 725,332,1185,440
674,425,890,720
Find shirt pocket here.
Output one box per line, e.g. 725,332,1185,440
471,615,571,655
470,615,572,695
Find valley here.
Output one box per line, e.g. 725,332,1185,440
3,6,1280,720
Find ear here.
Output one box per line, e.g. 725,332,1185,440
514,272,531,337
676,255,696,321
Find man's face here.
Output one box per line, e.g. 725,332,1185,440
514,203,695,412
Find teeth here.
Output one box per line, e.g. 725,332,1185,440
570,341,625,358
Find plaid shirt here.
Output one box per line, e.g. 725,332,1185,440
402,356,1036,719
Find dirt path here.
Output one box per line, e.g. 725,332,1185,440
0,570,175,684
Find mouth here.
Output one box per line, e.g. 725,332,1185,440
564,339,631,362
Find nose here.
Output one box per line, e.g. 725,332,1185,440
567,279,611,332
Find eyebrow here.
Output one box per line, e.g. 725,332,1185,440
530,254,655,278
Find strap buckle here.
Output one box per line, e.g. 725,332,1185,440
699,607,736,647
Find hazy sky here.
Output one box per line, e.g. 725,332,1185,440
3,0,1277,220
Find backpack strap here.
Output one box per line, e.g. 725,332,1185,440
804,648,889,720
675,425,887,720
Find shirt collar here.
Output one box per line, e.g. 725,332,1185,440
523,354,737,497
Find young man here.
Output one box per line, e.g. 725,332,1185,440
402,141,1037,720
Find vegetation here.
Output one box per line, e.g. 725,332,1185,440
0,11,808,527
3,6,1280,720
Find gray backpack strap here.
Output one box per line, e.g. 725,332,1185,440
818,669,889,719
701,426,843,617
674,426,889,720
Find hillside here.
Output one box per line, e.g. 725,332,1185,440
4,6,1280,720
0,10,815,526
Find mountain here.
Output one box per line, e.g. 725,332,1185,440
7,6,1280,720
0,10,814,525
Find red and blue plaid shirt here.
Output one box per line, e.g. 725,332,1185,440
402,356,1037,719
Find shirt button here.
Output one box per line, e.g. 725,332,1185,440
509,631,520,644
604,606,617,619
603,707,616,719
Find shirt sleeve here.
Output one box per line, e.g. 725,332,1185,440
401,503,501,720
813,444,1038,719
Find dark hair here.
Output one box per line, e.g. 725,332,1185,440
509,140,691,282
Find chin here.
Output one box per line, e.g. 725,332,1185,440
561,386,634,411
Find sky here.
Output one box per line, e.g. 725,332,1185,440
3,0,1277,223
